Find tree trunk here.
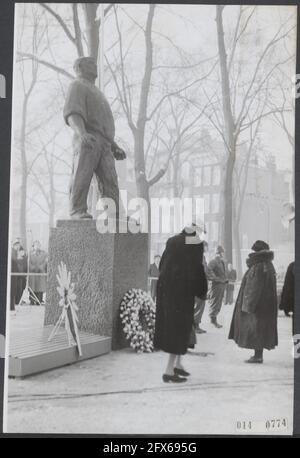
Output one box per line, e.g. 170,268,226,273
172,139,181,198
19,95,29,247
233,219,242,279
49,154,56,228
216,5,236,263
73,4,84,57
134,129,150,209
223,153,235,263
132,5,155,261
82,3,100,60
134,4,155,193
134,130,151,262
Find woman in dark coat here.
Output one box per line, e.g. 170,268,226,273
279,261,294,317
154,224,208,382
228,240,278,364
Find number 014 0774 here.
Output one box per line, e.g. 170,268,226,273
236,419,288,433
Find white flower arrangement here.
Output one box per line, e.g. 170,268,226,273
120,289,156,353
48,262,82,356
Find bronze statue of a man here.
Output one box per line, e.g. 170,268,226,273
63,57,126,219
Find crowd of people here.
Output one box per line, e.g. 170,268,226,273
150,222,294,383
10,239,48,312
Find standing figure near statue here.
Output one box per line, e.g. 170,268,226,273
10,240,27,311
148,255,161,301
279,261,294,318
154,223,208,383
194,240,209,334
29,240,48,305
228,240,278,364
63,57,126,220
207,245,228,328
225,263,237,305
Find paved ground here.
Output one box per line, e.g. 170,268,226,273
5,303,294,435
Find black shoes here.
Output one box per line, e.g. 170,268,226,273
210,318,223,328
162,374,187,383
162,367,191,382
174,367,190,377
245,356,263,364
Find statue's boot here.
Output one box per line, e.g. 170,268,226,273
71,212,93,220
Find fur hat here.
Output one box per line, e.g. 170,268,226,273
251,240,270,252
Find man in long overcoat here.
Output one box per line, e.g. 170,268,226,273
29,240,48,305
154,224,208,383
148,255,161,301
11,241,28,310
206,245,228,328
228,240,278,363
194,240,209,334
225,263,237,305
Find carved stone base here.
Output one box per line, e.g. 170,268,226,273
44,220,148,349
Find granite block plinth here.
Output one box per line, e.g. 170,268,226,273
44,220,148,349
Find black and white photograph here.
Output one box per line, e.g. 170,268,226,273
2,2,296,435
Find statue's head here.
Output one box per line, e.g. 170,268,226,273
73,57,98,82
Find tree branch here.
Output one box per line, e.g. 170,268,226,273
17,52,74,79
39,3,76,44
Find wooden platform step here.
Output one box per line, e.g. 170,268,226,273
9,326,111,377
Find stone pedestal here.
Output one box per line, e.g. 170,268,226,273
44,220,148,349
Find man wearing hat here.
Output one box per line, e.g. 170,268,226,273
194,240,209,334
206,245,228,328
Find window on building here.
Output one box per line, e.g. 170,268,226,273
212,166,221,186
204,194,210,214
203,166,211,186
182,162,190,181
211,194,220,214
211,222,219,242
194,196,205,222
182,186,190,198
194,168,202,187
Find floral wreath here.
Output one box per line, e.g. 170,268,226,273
48,262,82,356
120,289,156,353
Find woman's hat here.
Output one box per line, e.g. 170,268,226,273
251,240,270,252
216,245,225,254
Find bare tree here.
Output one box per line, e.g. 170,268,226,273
17,3,114,74
213,5,294,263
106,5,217,203
28,129,71,228
17,6,45,245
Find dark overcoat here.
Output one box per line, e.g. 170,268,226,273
228,250,278,350
10,248,27,307
29,249,48,292
149,263,159,300
279,262,294,314
154,231,208,355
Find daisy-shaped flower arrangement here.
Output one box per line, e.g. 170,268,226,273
48,262,82,356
